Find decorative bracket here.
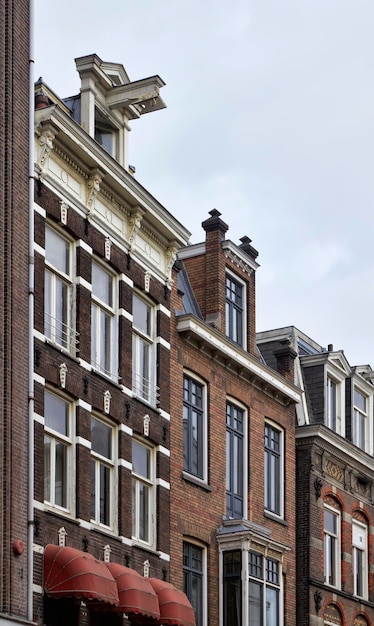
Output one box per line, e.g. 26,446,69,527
165,244,178,288
58,527,67,547
143,414,150,437
143,559,150,578
60,200,68,225
103,544,111,563
86,171,102,214
128,209,143,254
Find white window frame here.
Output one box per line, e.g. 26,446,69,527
352,520,368,600
132,292,157,406
90,415,116,530
323,504,341,589
226,398,247,519
264,421,284,519
353,385,372,454
91,259,118,380
325,369,345,436
131,439,156,549
44,389,74,513
44,224,76,354
183,540,207,626
182,371,208,483
225,269,247,350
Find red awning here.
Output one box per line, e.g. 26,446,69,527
106,562,160,620
148,579,195,626
44,544,119,606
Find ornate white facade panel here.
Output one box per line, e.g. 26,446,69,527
48,157,82,198
136,232,162,267
95,198,124,235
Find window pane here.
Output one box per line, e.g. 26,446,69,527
55,440,67,508
90,460,96,520
266,587,279,626
92,262,112,305
45,392,68,435
100,464,110,525
132,441,150,479
44,435,51,501
139,482,149,541
354,389,366,412
248,581,262,626
133,295,151,335
223,552,242,626
91,418,112,458
45,226,69,274
324,510,337,534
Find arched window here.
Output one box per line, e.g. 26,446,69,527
354,614,369,626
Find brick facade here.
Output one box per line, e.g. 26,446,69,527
0,0,30,623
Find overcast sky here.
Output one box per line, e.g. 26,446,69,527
34,0,374,367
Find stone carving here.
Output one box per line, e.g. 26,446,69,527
86,172,102,213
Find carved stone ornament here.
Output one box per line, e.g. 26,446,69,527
314,476,323,500
128,210,143,253
143,559,150,578
58,526,67,547
314,590,322,614
325,459,344,483
165,245,178,287
86,172,102,213
105,237,112,261
143,414,150,437
103,544,111,563
38,129,55,169
145,270,151,293
104,390,111,415
59,362,68,389
60,200,68,225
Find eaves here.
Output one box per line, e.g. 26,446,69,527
34,105,190,247
176,314,302,406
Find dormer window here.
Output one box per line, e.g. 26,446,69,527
94,109,116,157
325,373,345,436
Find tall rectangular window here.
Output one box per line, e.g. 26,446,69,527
132,440,155,547
324,507,340,587
132,294,157,405
183,542,204,626
352,520,368,599
353,389,367,451
226,402,244,518
45,225,75,352
264,423,283,517
183,375,205,480
248,552,280,626
225,274,244,347
223,551,242,626
326,377,337,431
90,417,114,527
91,261,117,378
44,390,72,510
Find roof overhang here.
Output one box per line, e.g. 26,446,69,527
176,314,301,405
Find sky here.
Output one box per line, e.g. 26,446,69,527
34,0,374,367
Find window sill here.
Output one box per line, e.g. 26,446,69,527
132,538,158,555
182,471,212,491
264,510,288,526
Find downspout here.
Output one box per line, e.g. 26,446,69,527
28,0,35,620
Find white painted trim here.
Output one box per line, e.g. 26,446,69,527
76,436,91,449
77,239,92,254
158,408,170,421
156,478,170,490
157,445,170,457
76,276,92,291
156,337,170,350
34,242,45,257
119,308,133,321
77,398,92,411
119,458,132,471
157,303,171,317
119,423,133,436
33,373,45,385
121,273,134,287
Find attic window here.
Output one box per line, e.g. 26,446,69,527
107,73,122,86
94,109,116,157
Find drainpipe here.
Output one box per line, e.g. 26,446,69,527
28,0,35,620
